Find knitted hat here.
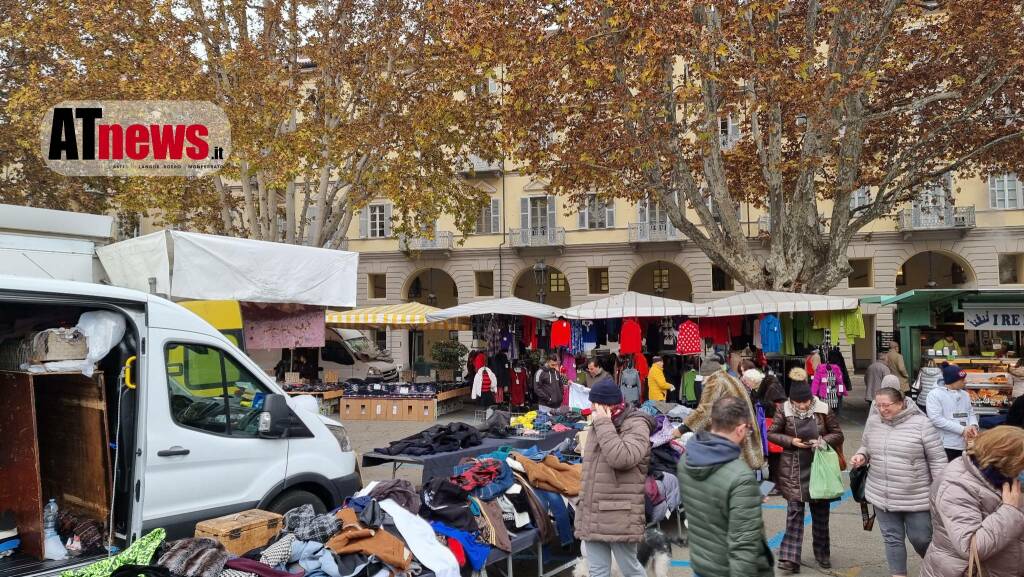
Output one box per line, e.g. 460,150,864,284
789,380,813,402
589,376,623,405
942,364,967,386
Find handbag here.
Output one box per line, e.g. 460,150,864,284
809,445,845,500
967,536,987,577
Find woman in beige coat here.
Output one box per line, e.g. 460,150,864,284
575,367,655,577
921,426,1024,577
885,343,910,392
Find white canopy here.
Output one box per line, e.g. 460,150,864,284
560,291,707,319
703,290,858,317
97,230,358,306
425,296,562,321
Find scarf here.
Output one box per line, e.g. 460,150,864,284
971,456,1012,489
610,402,627,422
793,405,814,419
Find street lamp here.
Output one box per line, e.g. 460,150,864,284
532,260,548,304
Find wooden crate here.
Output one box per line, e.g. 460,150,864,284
195,509,282,555
415,399,437,422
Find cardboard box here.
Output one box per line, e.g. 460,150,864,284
195,509,282,555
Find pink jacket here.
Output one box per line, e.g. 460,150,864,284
811,364,847,398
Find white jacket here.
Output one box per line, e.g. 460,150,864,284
925,385,977,450
471,367,497,399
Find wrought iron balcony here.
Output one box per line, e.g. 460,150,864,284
509,227,566,248
628,222,682,243
896,206,976,233
399,231,454,252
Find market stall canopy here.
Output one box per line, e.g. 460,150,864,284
704,290,858,317
97,230,358,306
425,297,563,322
326,302,469,330
560,291,707,319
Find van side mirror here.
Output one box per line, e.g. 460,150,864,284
258,394,291,438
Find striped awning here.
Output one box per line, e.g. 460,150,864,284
325,303,470,330
703,290,859,317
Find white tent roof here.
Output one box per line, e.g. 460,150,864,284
425,296,562,321
97,230,358,306
561,291,707,319
703,290,858,317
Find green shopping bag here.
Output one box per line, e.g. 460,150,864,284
809,445,845,500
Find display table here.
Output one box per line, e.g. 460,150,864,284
284,388,344,415
339,386,472,422
924,356,1013,415
361,429,577,481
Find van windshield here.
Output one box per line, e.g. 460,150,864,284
345,336,374,354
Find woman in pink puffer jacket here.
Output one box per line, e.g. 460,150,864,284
921,426,1024,577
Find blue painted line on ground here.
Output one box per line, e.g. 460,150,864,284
671,489,855,567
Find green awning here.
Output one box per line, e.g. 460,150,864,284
858,295,885,304
879,289,972,307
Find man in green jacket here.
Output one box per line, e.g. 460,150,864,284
678,397,774,577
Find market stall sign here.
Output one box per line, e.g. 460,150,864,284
963,305,1024,330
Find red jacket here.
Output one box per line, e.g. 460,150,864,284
550,319,571,348
619,319,642,354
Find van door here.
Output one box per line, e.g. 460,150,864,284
142,328,288,537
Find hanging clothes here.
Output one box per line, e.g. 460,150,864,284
560,351,577,382
841,308,866,340
569,320,585,354
681,369,698,404
619,318,643,354
781,313,795,356
581,321,598,351
759,314,782,354
521,317,538,350
510,368,527,406
595,320,608,346
550,318,571,348
675,320,702,355
634,352,649,383
753,317,762,349
489,352,511,402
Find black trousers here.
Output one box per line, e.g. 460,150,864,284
945,448,964,462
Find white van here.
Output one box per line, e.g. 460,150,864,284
0,276,360,577
247,328,400,384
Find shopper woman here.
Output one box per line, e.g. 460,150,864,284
769,368,845,574
920,426,1024,577
758,374,787,493
1009,357,1024,400
850,388,946,577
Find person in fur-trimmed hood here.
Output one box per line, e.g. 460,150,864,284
673,354,765,469
575,360,656,577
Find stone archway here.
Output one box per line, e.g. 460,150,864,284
404,268,459,307
628,260,694,301
895,250,977,294
513,265,572,308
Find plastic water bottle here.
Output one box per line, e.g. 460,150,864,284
43,499,58,537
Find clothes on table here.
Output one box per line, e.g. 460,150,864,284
470,497,512,553
420,478,477,533
533,490,574,547
221,534,296,577
648,473,681,523
62,529,166,577
289,539,344,577
221,558,295,577
156,538,229,577
378,499,459,577
511,473,557,545
510,453,582,496
451,458,514,501
367,479,420,515
428,523,490,571
619,319,643,354
373,422,483,456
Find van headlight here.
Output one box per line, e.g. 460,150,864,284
325,422,352,452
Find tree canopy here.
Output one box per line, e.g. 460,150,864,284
449,0,1024,292
1,0,501,244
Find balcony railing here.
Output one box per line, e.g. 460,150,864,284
896,206,976,232
509,227,566,248
399,231,454,252
459,155,502,175
628,222,682,242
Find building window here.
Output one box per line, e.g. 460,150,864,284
849,187,871,211
549,271,567,293
848,258,873,288
579,195,615,229
712,265,734,291
719,115,739,148
475,271,494,297
588,268,609,294
360,203,392,238
476,199,500,234
989,173,1022,210
951,263,967,285
653,267,671,291
999,254,1022,284
374,329,388,352
369,204,387,237
368,274,387,299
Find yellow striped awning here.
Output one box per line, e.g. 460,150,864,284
325,302,470,330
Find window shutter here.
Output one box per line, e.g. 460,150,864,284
358,207,368,238
578,198,588,229
729,116,740,142
605,200,615,228
383,204,393,237
490,199,500,233
546,195,556,230
520,197,529,229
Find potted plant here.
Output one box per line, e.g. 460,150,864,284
431,339,468,383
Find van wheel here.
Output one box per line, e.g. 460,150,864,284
267,490,327,515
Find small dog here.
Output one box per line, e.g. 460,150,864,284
573,527,686,577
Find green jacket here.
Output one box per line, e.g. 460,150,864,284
677,433,774,577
